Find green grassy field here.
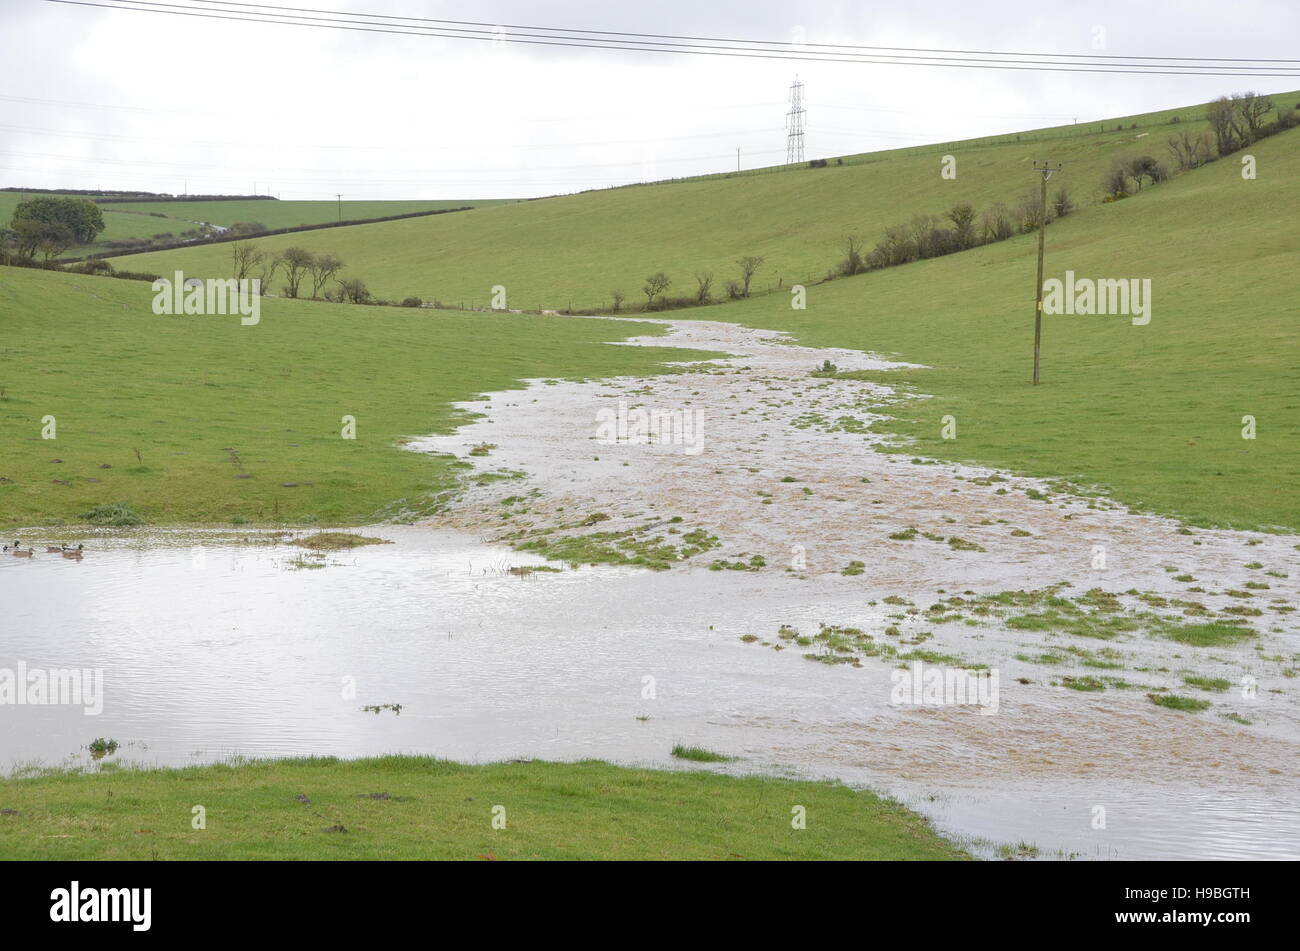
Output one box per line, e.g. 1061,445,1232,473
0,193,507,256
96,197,515,232
0,266,720,529
107,92,1299,310
710,124,1300,533
0,756,967,860
5,90,1297,534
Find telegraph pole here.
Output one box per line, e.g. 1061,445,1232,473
1031,161,1061,385
336,193,343,222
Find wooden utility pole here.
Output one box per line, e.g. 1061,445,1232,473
336,193,343,223
1031,161,1061,385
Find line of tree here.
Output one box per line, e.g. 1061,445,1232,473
1204,91,1295,156
1105,92,1296,200
230,241,377,304
840,191,1073,276
93,193,272,203
229,242,339,299
611,256,767,312
0,187,161,198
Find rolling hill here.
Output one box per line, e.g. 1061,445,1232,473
4,88,1297,532
0,192,508,256
106,91,1299,313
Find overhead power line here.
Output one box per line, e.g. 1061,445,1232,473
42,0,1300,76
117,0,1300,64
0,120,789,154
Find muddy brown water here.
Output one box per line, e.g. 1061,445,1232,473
3,317,1297,860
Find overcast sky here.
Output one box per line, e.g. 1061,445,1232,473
1,0,1296,200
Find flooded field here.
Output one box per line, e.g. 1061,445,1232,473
3,316,1297,860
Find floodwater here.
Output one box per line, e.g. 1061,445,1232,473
2,317,1297,860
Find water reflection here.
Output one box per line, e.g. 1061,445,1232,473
1,527,1296,861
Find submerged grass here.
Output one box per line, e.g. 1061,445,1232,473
669,745,736,763
290,532,392,551
1147,693,1212,713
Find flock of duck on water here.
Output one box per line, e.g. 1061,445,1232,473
4,540,84,560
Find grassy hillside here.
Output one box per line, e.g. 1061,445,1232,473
96,197,515,232
0,193,507,256
8,90,1297,534
108,91,1299,310
0,756,967,860
0,266,719,529
713,124,1300,532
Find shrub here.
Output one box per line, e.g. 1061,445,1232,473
642,272,671,309
980,203,1014,242
400,296,423,308
1052,188,1074,218
1167,130,1214,171
81,502,144,526
338,278,370,304
694,271,713,304
67,259,113,275
945,202,977,249
736,255,764,297
1102,161,1131,200
1013,191,1050,232
838,236,867,276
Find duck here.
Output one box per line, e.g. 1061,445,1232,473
62,543,84,553
2,540,16,551
61,546,84,560
46,546,64,553
11,544,34,558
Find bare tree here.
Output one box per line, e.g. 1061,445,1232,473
279,247,314,298
839,236,866,275
610,289,626,313
1052,188,1075,218
37,230,73,262
309,253,345,298
642,272,671,309
257,252,282,296
1013,191,1047,231
980,202,1014,242
694,271,713,304
737,255,764,297
1167,130,1213,171
1233,91,1274,142
232,241,263,282
1206,96,1242,156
